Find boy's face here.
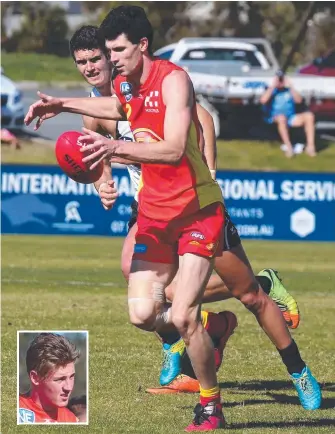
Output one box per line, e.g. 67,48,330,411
74,48,111,87
32,363,75,408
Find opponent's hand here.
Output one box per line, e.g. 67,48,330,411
98,180,118,210
24,91,63,130
79,127,117,170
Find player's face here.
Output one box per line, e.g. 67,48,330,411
37,363,75,408
74,48,110,87
106,34,145,77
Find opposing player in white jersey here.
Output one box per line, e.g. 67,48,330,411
68,26,316,400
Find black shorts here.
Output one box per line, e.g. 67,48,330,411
128,199,139,232
128,200,241,251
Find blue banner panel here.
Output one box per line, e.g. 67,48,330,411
218,172,335,241
1,165,134,237
1,165,335,241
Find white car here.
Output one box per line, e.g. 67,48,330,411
154,38,271,71
1,68,25,130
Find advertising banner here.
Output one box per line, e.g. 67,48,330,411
1,165,334,241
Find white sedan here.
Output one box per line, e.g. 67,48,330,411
1,68,25,130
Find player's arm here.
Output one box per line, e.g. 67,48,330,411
24,91,126,130
94,160,118,211
84,114,138,166
96,118,140,165
196,103,217,179
82,115,118,210
79,70,193,166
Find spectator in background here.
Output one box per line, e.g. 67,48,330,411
260,71,317,158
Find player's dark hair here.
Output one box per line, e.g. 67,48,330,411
26,333,80,379
99,6,153,55
69,25,108,60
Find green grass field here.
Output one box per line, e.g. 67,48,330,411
2,235,335,433
2,137,335,172
1,52,82,82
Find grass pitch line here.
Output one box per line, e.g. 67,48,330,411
2,278,119,288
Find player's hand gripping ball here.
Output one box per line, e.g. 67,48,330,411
55,131,103,184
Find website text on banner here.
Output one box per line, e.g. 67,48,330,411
1,165,334,241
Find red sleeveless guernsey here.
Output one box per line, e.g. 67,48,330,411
19,395,78,423
114,59,223,220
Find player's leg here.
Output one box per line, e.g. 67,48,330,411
127,259,177,332
121,200,138,282
173,258,224,430
203,271,300,330
167,208,300,328
171,254,216,388
130,205,225,429
174,202,225,431
214,243,321,410
121,222,137,282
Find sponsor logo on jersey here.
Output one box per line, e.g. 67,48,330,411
120,82,133,102
19,408,35,423
190,231,205,240
144,91,159,112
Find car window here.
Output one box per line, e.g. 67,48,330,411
181,48,262,67
157,49,174,60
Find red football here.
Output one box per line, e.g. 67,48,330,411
55,131,103,184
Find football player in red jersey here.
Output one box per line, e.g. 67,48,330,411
19,333,79,424
25,5,321,428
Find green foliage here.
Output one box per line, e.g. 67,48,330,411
2,235,335,432
4,2,69,56
96,1,185,51
2,135,334,173
2,1,335,64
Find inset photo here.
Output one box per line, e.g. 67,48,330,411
17,331,88,425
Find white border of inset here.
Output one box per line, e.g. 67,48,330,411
17,330,89,425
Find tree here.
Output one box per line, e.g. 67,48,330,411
5,2,69,56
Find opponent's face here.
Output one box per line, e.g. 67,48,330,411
32,363,75,408
106,33,147,77
74,48,110,87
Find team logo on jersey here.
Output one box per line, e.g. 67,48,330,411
120,82,133,102
133,128,163,143
206,242,218,252
19,408,35,424
144,91,159,113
